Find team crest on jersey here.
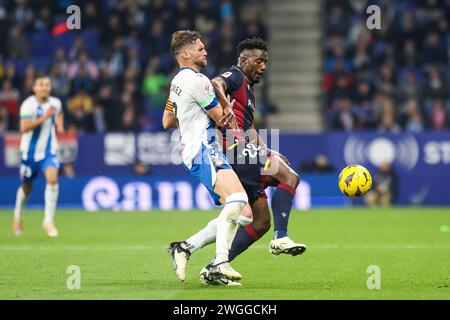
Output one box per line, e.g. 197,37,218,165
213,158,224,166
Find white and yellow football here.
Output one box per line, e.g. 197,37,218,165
338,164,372,197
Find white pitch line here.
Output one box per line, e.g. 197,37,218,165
0,244,449,251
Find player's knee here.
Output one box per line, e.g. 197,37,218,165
46,177,58,185
22,183,33,196
238,214,253,227
286,170,300,189
293,171,300,188
224,192,249,219
255,215,271,235
251,206,271,235
252,221,270,237
239,203,253,219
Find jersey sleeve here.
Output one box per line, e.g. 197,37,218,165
53,98,63,114
19,99,35,119
191,74,219,111
219,69,242,93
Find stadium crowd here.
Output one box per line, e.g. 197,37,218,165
0,0,267,134
323,0,450,132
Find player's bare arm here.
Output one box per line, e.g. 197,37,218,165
211,77,238,130
56,112,65,134
20,108,55,133
162,99,177,130
162,109,177,130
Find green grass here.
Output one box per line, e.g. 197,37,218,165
0,208,449,300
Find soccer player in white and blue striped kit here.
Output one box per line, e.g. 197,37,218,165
13,75,64,237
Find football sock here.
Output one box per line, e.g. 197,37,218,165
185,218,218,253
44,183,59,224
214,193,247,265
229,225,260,262
14,186,28,220
272,183,296,239
184,214,253,254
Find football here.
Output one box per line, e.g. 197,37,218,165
338,165,372,197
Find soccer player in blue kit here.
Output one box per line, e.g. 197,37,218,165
164,30,254,283
12,75,64,237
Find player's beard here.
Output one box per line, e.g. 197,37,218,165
194,58,207,70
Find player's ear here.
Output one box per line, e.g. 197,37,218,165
181,48,190,60
239,55,247,67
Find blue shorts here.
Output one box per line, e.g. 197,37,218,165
20,154,60,183
185,144,231,205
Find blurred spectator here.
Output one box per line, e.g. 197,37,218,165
6,24,29,59
83,2,99,30
33,5,52,32
330,97,357,131
142,56,168,111
66,89,95,133
399,99,424,133
0,80,20,130
0,106,8,133
50,64,71,98
0,1,268,136
428,99,449,130
365,162,398,207
324,1,450,132
61,163,76,178
378,111,401,133
300,154,335,173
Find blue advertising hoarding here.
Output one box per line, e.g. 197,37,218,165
1,132,450,207
0,174,346,210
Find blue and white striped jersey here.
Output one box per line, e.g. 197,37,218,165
19,95,62,162
169,67,219,168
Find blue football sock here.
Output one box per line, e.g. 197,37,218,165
272,183,296,239
228,225,260,262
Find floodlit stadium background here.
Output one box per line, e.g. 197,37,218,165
0,0,449,302
0,0,449,209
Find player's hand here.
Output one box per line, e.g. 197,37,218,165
270,149,291,166
44,107,56,119
56,125,65,134
221,95,237,128
219,112,235,127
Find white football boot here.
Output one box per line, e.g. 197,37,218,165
208,261,242,281
43,222,59,237
269,237,307,256
167,241,191,281
199,265,242,286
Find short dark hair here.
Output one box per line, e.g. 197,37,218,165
237,37,268,56
33,74,50,84
171,30,202,56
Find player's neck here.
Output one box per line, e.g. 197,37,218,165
236,65,253,85
35,95,48,104
179,63,201,73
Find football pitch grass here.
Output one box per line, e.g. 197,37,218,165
0,208,449,300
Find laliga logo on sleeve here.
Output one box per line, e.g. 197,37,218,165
344,135,419,170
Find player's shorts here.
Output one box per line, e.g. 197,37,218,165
20,154,60,183
226,142,271,204
185,143,232,205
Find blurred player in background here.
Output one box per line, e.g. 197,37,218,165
12,75,64,237
164,30,253,283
